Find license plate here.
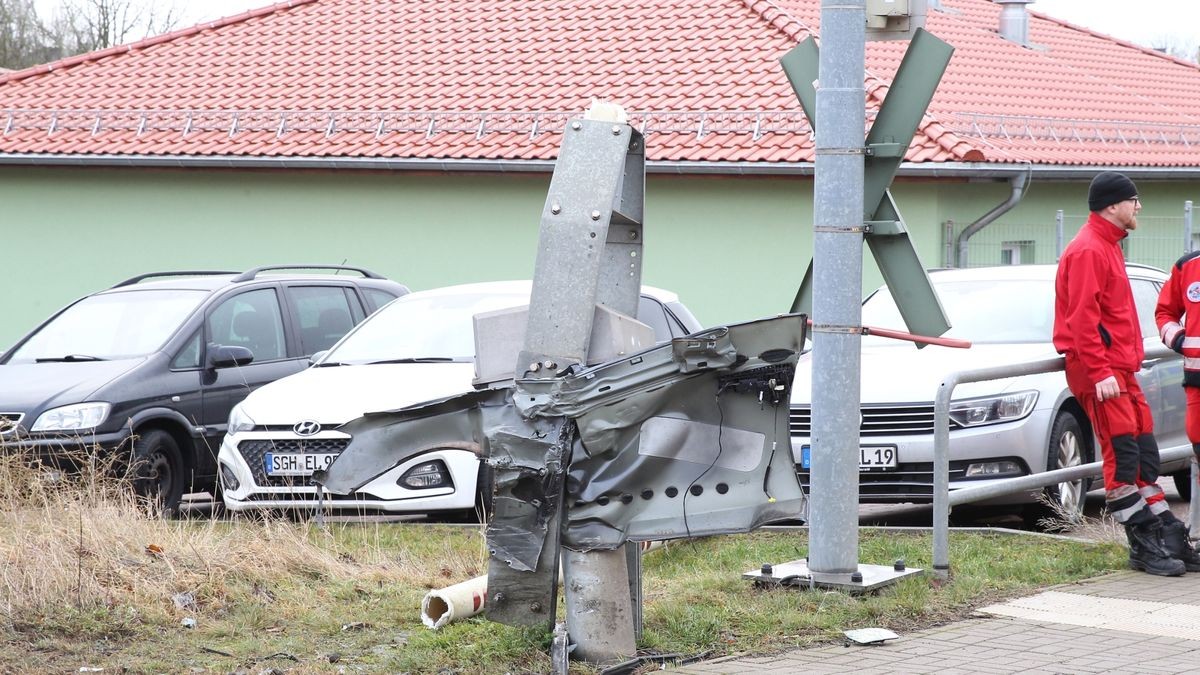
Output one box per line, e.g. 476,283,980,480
800,445,897,471
264,452,338,476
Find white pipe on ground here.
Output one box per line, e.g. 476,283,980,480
421,575,489,629
421,541,663,629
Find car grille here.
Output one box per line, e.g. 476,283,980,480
796,461,974,501
237,438,351,487
0,413,24,437
243,491,365,502
789,404,961,436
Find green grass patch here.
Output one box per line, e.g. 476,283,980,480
1,506,1127,674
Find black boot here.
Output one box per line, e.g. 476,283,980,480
1126,520,1186,577
1160,520,1200,572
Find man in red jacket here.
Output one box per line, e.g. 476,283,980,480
1155,249,1200,572
1054,171,1186,576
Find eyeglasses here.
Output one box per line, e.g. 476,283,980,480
1127,197,1141,204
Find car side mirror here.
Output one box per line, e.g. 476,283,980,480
209,344,254,369
309,350,328,366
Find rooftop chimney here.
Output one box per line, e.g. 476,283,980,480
994,0,1035,46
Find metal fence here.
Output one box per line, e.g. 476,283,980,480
947,201,1196,271
931,347,1200,578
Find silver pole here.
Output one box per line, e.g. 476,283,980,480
562,549,635,662
1189,458,1200,534
949,446,1193,506
933,356,1065,577
933,346,1184,574
808,0,866,577
1055,209,1064,260
1185,201,1193,252
944,220,955,268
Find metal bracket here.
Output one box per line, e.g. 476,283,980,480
810,323,862,335
863,220,904,235
813,225,868,234
864,142,904,158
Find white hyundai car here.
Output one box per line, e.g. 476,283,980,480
790,263,1190,524
217,281,701,517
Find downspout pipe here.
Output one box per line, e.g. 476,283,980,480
955,165,1032,267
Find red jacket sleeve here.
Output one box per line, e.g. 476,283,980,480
1157,269,1185,349
1060,249,1113,386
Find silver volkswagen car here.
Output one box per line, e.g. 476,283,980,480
789,263,1190,524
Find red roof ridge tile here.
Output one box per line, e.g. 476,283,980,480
921,117,989,163
0,0,320,87
1028,8,1200,72
739,0,815,42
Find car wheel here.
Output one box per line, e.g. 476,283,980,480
1173,469,1193,502
1026,412,1089,530
131,429,185,517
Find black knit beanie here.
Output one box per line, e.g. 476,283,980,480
1088,172,1138,212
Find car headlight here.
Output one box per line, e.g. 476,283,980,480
948,391,1038,428
227,403,256,435
31,402,112,432
398,460,453,489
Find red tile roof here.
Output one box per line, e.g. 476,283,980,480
1,0,1199,167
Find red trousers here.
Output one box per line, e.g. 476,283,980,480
1188,387,1200,445
1063,361,1164,512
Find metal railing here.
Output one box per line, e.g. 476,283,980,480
945,113,1200,148
931,345,1199,578
0,108,818,142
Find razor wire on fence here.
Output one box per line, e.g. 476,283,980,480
947,201,1196,271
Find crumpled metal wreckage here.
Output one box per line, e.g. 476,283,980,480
317,313,808,575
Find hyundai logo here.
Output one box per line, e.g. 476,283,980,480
293,420,322,436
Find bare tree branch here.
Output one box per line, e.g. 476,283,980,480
0,0,51,69
0,0,183,68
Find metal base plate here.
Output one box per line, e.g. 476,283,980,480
742,559,923,593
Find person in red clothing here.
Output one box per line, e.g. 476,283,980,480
1054,171,1187,576
1155,247,1200,572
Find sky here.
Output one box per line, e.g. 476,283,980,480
1030,0,1200,55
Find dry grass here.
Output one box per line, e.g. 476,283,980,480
1031,491,1125,543
0,447,482,643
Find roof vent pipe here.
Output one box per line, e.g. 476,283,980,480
994,0,1034,46
955,166,1032,268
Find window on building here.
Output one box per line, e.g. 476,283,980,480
1000,241,1034,265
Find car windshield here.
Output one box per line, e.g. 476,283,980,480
861,278,1053,345
323,291,529,363
7,289,207,363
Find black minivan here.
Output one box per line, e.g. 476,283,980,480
0,265,408,512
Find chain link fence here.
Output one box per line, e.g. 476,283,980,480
946,202,1196,271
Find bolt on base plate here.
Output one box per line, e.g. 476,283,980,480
742,558,923,593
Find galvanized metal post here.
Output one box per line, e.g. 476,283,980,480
487,109,643,665
943,221,955,268
562,548,634,661
1185,200,1193,251
1055,209,1064,260
529,113,642,664
933,357,1065,577
808,0,865,577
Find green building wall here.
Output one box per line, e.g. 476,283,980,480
1,166,1196,351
